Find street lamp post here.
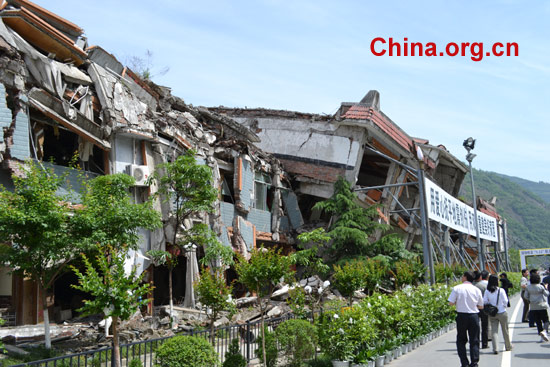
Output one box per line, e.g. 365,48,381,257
463,137,485,270
416,146,436,284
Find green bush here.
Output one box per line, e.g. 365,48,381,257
222,339,246,367
275,319,317,367
506,272,521,295
305,354,332,367
434,263,454,283
129,359,143,367
155,335,219,367
255,327,278,367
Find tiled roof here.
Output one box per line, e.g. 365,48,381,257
342,105,413,152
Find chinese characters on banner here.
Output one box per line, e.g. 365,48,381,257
424,177,498,242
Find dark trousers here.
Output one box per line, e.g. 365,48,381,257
521,294,530,322
479,311,488,347
456,312,480,367
532,309,549,333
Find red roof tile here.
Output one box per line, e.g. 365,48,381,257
342,105,413,152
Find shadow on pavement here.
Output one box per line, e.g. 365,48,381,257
513,353,550,359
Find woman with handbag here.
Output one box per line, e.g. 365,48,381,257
483,275,512,354
525,273,549,342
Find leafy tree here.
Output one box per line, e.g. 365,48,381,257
195,269,235,343
367,234,415,265
313,177,386,260
275,319,317,367
148,150,219,308
235,246,294,367
71,173,161,367
0,161,83,349
293,228,330,278
72,247,151,367
331,260,367,307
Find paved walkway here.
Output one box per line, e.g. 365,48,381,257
388,294,550,367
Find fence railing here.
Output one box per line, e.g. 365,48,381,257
8,313,297,367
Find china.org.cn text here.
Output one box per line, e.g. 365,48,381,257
370,37,518,62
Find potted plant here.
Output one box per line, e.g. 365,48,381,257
318,308,373,367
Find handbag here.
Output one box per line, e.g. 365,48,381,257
483,288,500,317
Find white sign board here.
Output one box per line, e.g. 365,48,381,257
519,248,550,270
424,177,498,242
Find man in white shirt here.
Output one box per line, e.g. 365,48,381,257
449,271,484,367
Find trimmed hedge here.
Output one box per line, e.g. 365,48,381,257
155,335,218,367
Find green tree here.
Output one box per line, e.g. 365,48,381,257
148,150,219,308
313,177,386,260
235,246,294,367
367,233,415,265
71,173,161,367
72,247,151,367
195,269,235,343
331,260,367,307
0,161,83,349
293,228,330,278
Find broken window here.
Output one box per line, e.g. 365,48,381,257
29,110,104,174
254,172,273,211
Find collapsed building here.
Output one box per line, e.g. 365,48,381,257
0,0,300,326
0,0,507,329
211,90,508,274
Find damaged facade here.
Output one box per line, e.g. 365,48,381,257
0,0,298,326
211,90,507,274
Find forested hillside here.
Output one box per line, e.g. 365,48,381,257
459,169,550,250
497,174,550,204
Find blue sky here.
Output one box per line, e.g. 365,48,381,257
34,0,550,183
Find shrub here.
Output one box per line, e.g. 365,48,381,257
155,335,219,367
287,286,309,320
255,327,278,367
129,359,143,367
317,306,376,361
275,319,317,367
222,339,246,367
332,260,367,306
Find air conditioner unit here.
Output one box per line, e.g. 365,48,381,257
126,164,150,186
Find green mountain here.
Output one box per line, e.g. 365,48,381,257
459,169,550,250
496,174,550,204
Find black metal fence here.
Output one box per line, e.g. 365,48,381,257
0,311,16,327
8,313,297,367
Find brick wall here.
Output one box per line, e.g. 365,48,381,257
279,158,345,183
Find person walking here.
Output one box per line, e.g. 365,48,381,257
474,270,490,349
448,271,484,367
520,268,531,323
483,275,512,354
524,273,549,342
542,268,550,304
499,273,513,307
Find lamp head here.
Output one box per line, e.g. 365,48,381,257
416,145,424,161
466,152,477,163
463,137,476,152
